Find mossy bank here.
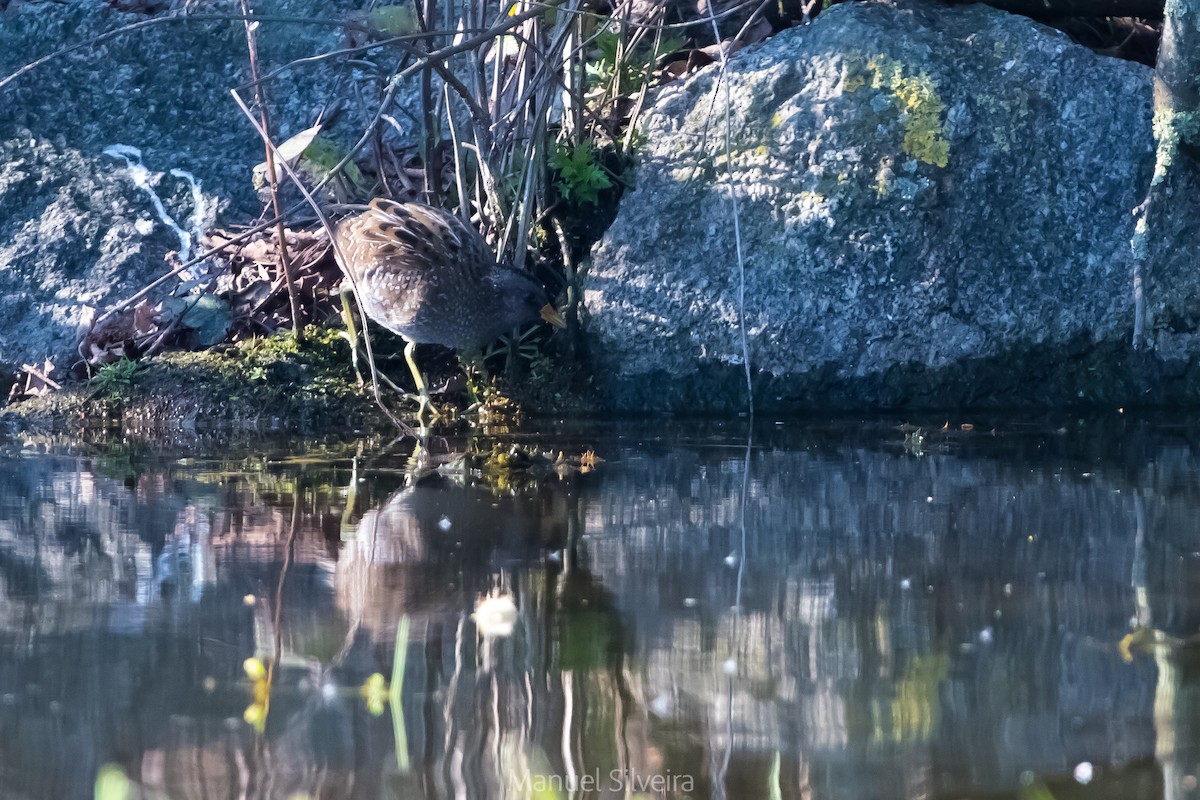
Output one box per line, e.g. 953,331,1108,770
2,328,388,438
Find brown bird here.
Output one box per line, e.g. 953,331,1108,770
334,198,565,417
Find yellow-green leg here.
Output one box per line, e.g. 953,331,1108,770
404,340,439,422
339,287,364,388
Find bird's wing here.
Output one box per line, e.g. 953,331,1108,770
340,198,495,283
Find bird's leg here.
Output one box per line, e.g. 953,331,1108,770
404,340,440,422
338,287,365,388
404,426,433,478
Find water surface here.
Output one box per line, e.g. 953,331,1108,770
1,416,1197,799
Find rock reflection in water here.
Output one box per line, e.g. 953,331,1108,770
1,420,1198,798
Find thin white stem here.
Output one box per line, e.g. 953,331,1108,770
706,7,754,414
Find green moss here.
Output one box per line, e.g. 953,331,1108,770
3,327,382,437
141,327,361,410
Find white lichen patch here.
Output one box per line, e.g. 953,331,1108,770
781,191,834,230
1151,108,1200,186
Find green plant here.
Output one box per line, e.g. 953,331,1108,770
528,350,557,387
585,31,636,96
549,141,612,205
585,30,683,98
484,323,543,368
93,358,145,400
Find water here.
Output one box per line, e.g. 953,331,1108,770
1,416,1196,800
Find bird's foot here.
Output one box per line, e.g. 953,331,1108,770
411,390,442,424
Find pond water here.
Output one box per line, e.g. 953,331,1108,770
1,415,1197,800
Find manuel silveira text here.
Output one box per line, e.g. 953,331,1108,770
513,769,694,794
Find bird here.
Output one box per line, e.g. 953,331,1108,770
333,197,565,419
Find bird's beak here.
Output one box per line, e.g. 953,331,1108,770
540,303,567,328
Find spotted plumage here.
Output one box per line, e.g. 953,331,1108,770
335,198,559,349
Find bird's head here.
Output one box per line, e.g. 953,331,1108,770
490,268,566,335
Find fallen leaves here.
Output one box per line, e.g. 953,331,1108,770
68,226,341,386
7,358,61,403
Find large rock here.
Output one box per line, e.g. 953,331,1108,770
0,0,363,372
586,0,1177,412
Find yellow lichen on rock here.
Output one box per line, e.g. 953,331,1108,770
868,56,950,168
845,54,949,168
841,59,868,94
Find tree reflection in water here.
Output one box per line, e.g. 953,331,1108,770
1,418,1195,799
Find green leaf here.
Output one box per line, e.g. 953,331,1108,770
182,295,232,347
658,35,687,57
368,4,418,35
595,31,621,64
550,141,612,205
